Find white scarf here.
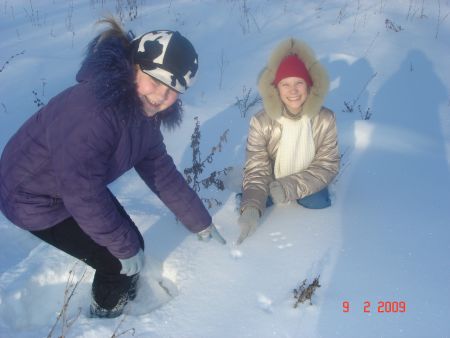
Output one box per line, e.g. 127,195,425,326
274,114,315,179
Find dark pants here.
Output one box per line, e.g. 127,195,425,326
31,193,144,310
238,187,331,210
266,187,331,209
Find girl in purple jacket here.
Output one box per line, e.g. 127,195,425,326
0,18,225,318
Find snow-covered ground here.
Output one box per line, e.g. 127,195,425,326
1,1,449,337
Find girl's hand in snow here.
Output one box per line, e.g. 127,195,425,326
197,223,227,244
236,206,260,245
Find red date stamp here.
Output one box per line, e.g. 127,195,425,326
342,301,407,313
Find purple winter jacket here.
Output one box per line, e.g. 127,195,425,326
0,35,211,259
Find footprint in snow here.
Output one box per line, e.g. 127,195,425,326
269,232,293,250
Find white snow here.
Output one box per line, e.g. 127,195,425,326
1,1,450,337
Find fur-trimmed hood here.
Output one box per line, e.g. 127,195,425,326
258,38,329,120
76,34,183,129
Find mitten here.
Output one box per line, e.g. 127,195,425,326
237,206,260,245
119,249,145,276
269,180,287,204
197,223,227,244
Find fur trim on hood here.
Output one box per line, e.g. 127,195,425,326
258,38,329,120
76,34,183,129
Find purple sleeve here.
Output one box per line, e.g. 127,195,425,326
135,134,211,233
48,111,140,259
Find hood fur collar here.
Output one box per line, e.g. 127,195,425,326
258,38,329,120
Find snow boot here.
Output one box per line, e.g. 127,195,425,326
89,274,140,318
89,294,128,318
127,274,139,301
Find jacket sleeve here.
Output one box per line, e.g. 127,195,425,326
134,132,211,233
48,110,141,259
277,109,340,200
241,114,273,215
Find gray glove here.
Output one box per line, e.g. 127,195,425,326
197,223,227,245
269,180,287,204
119,249,145,276
237,206,260,245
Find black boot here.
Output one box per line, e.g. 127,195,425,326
89,294,128,318
89,273,140,318
127,274,139,301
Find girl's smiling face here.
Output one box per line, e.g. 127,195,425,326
135,67,179,117
277,76,309,115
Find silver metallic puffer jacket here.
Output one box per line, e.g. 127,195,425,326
241,108,339,214
241,38,340,214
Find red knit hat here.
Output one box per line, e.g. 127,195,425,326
273,54,313,87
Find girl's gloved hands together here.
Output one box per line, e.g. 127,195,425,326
197,223,227,244
119,249,145,276
236,206,260,245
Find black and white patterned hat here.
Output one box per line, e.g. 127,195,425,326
132,30,198,93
